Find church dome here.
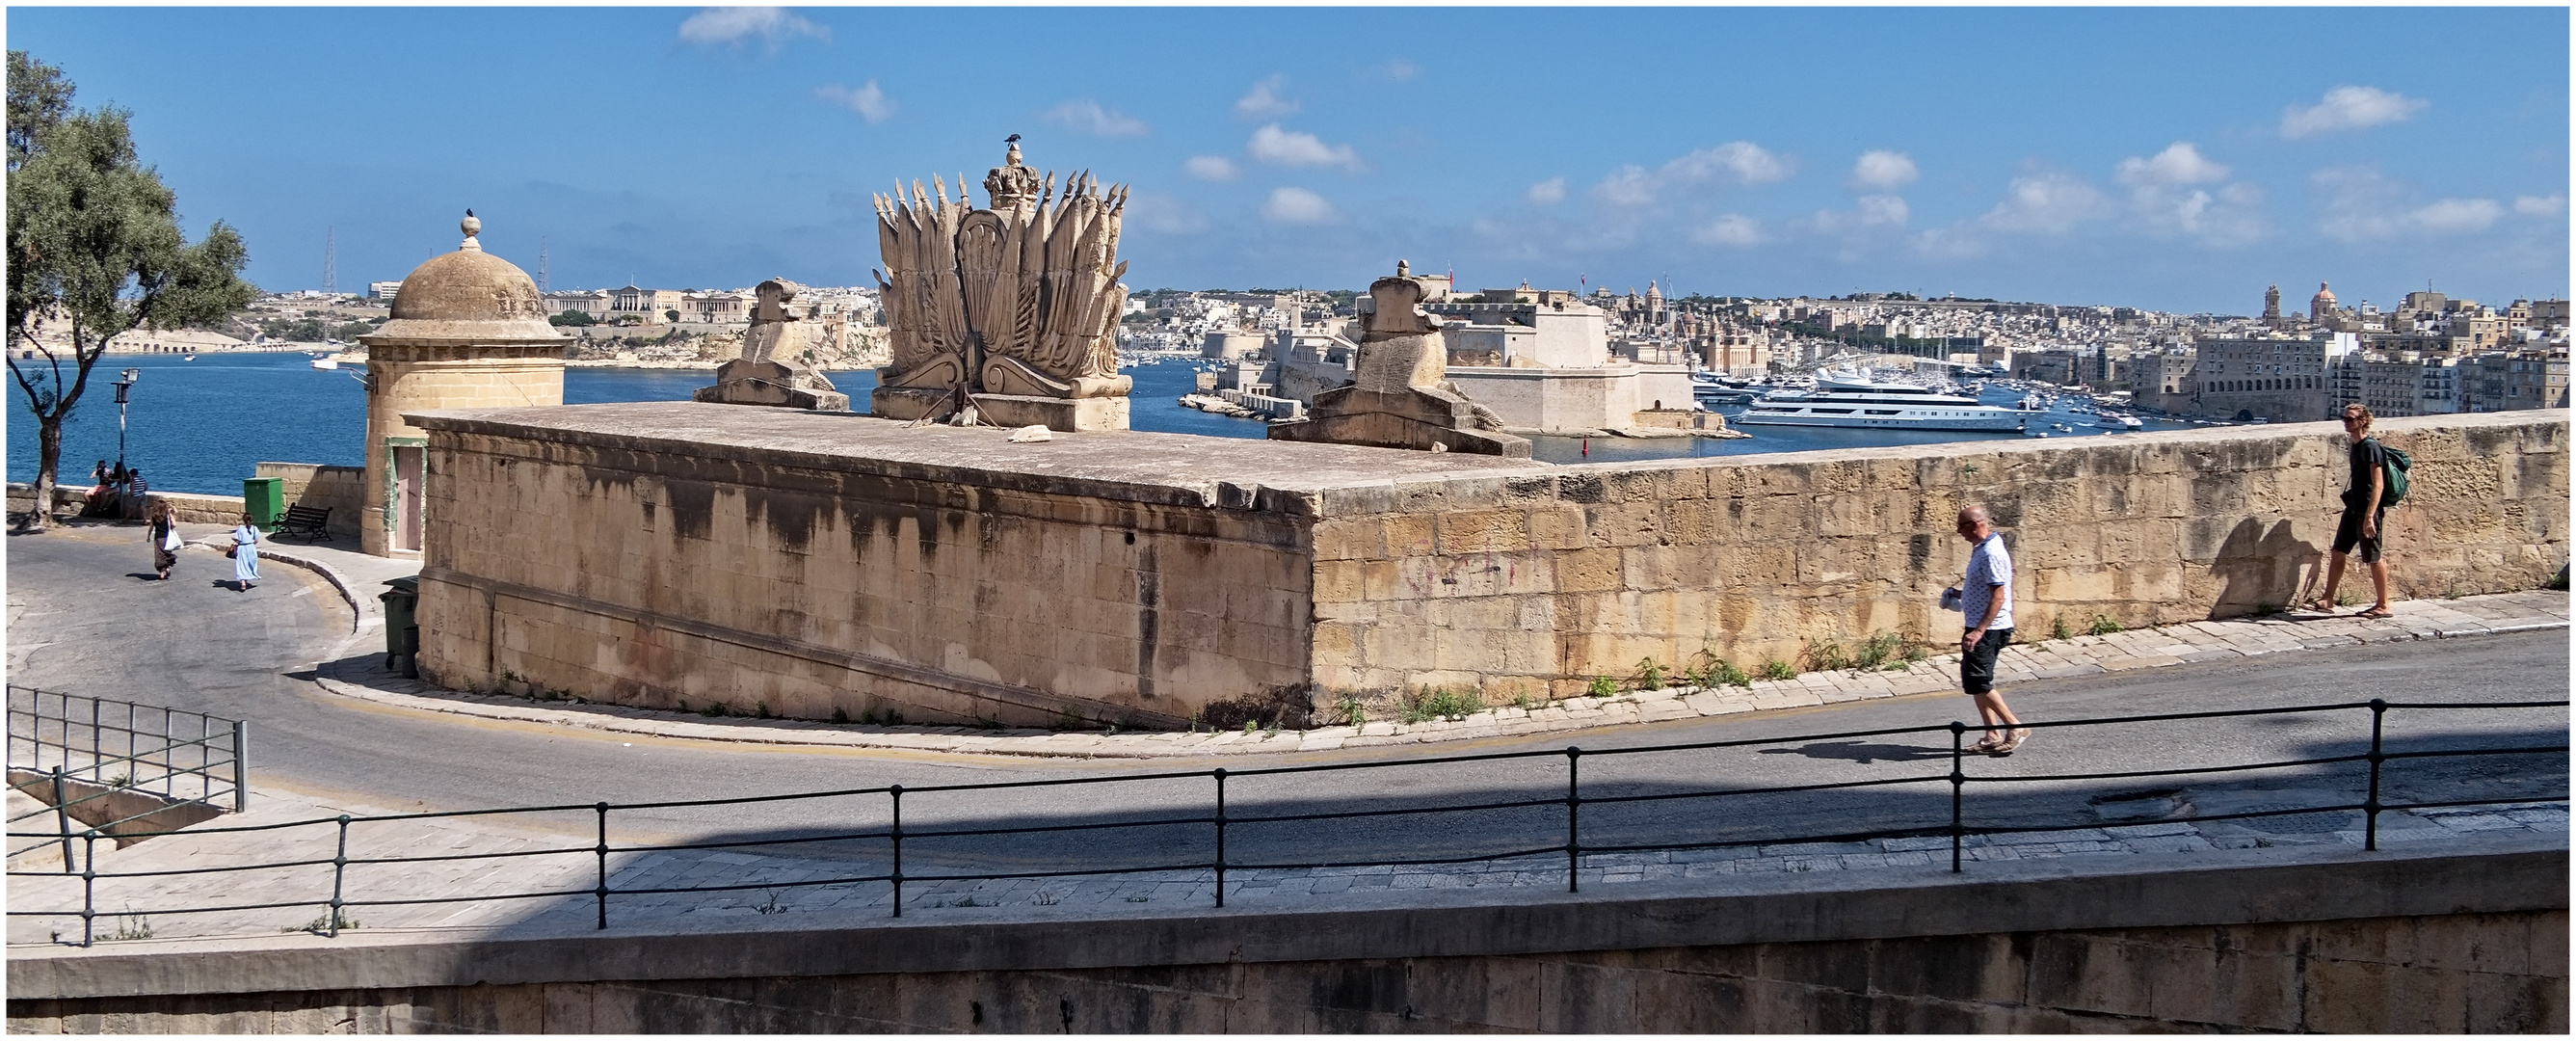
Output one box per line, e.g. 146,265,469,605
2311,281,2338,308
364,214,566,344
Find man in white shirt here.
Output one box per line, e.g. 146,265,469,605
1950,504,2028,755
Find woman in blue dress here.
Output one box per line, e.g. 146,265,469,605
230,514,261,592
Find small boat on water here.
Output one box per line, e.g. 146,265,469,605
310,357,338,370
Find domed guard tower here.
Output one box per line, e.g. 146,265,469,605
355,214,567,556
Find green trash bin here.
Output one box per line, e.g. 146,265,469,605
380,576,420,678
242,477,285,531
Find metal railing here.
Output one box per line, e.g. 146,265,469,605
7,697,2563,947
6,686,247,870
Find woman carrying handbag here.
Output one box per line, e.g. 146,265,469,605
229,513,262,592
146,500,181,580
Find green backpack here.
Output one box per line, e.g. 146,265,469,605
2372,440,2410,508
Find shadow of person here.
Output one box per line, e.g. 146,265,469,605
1759,740,1950,764
2207,518,2319,619
125,572,163,582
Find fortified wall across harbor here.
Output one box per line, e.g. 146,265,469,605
405,403,2564,729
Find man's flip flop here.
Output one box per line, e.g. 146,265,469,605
2354,606,2393,619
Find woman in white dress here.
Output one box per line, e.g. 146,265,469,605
230,514,261,592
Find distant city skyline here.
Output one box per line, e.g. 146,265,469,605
10,6,2566,314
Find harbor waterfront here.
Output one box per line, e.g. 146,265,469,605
7,352,2219,494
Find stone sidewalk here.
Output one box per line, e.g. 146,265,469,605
298,588,2569,760
8,773,2563,948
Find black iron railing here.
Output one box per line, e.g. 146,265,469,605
7,697,2563,947
6,686,247,871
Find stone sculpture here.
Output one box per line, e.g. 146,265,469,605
869,141,1133,431
1269,261,1528,457
693,279,850,411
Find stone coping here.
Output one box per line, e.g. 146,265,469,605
8,838,2561,1000
305,590,2570,761
403,401,1550,512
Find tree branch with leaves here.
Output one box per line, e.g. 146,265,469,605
6,50,253,531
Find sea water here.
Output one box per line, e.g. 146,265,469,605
7,352,2197,494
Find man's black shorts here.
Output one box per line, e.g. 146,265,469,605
1960,628,2012,695
2332,503,2385,564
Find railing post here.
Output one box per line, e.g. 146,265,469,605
2365,699,2386,852
1212,768,1228,909
1564,746,1582,894
88,697,100,779
1949,721,1967,873
888,785,903,919
52,766,74,873
595,802,611,930
329,814,350,938
80,831,96,948
230,721,249,813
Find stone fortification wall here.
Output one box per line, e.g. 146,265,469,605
252,463,364,539
402,404,2561,725
403,403,1532,729
1309,412,2563,700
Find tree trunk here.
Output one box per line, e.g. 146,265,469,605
26,414,62,532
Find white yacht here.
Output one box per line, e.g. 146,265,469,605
1734,372,2029,432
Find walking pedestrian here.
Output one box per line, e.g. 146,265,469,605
1945,504,2028,755
2307,403,2393,619
146,500,180,580
229,513,261,592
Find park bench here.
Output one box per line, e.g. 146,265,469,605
277,505,333,543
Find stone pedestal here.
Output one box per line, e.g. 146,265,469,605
973,393,1130,433
869,385,949,423
1269,386,1530,457
693,360,849,412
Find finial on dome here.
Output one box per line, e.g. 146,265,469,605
1395,259,1410,277
461,209,483,251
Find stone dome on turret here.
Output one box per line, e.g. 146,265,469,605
364,213,566,345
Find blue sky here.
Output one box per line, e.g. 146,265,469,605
9,6,2567,314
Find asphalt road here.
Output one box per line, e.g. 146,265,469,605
8,522,2567,877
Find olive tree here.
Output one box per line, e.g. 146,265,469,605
6,51,253,530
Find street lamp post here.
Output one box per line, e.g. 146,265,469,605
111,368,140,479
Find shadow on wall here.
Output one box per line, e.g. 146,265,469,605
2208,519,2320,619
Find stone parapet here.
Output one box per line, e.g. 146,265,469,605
401,404,2563,724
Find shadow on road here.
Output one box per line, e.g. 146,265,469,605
1758,740,1950,763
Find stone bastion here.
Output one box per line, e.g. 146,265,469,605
403,404,2564,729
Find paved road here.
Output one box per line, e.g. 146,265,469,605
8,523,2566,880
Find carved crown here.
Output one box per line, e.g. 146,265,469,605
984,143,1044,217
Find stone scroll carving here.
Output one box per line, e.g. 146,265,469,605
870,142,1133,431
1268,260,1527,457
693,279,848,411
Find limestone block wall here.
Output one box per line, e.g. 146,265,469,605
409,413,1318,729
252,463,364,539
1307,413,2565,700
362,347,567,555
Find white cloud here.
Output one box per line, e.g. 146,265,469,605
1588,142,1791,210
1978,173,2109,234
1662,142,1792,186
2281,85,2429,139
1183,155,1238,181
1808,194,1911,236
1124,193,1207,235
1248,124,1361,170
815,80,894,123
678,7,828,47
1855,195,1910,227
1043,100,1147,138
1380,60,1420,82
1261,186,1338,225
1526,177,1566,204
2114,145,2263,246
1850,150,1918,191
1590,165,1658,208
2515,194,2567,216
1235,75,1299,120
2313,166,2504,242
1691,215,1765,247
2114,143,2228,187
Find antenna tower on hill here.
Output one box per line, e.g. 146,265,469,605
539,237,550,296
322,227,337,296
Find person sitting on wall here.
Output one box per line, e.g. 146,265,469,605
80,459,116,517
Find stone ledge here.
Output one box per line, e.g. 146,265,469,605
8,839,2561,1001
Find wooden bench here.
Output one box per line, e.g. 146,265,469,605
277,505,333,543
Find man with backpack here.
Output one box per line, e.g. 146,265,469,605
2308,402,2405,618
